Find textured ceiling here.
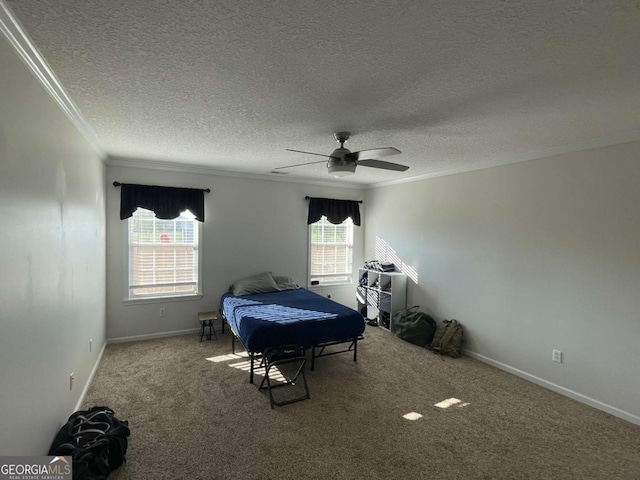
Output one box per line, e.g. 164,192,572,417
5,0,640,185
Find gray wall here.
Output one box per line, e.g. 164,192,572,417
0,40,106,454
106,164,364,341
365,142,640,424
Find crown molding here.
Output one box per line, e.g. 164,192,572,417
0,0,106,159
368,131,640,189
105,156,367,190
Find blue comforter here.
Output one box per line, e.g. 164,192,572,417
221,288,365,352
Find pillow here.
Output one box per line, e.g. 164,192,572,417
272,275,299,291
231,272,281,296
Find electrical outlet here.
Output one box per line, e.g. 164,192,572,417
69,372,74,391
552,349,563,363
159,308,166,317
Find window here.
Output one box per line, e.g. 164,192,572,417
309,216,354,286
127,208,200,299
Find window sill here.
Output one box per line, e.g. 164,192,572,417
123,294,203,306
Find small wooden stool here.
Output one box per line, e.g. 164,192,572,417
198,311,218,341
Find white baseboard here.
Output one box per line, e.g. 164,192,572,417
73,340,107,413
107,327,200,344
464,349,640,427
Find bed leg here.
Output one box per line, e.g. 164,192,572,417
220,310,225,334
231,331,235,354
311,346,316,371
250,351,255,384
353,336,358,363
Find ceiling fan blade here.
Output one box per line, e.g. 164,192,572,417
357,158,409,172
345,147,401,161
274,159,328,170
286,149,339,159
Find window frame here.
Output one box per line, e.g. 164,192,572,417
123,208,203,304
307,215,355,287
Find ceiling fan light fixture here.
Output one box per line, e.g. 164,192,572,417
328,163,356,177
328,155,356,177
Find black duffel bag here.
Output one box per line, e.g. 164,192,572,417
394,305,437,347
49,406,130,480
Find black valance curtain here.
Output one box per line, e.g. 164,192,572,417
119,183,206,222
307,197,361,226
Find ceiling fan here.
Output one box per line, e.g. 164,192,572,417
276,132,408,177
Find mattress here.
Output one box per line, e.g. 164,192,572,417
221,288,365,353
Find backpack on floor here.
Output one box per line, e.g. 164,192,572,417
393,305,437,347
49,406,130,480
429,319,464,357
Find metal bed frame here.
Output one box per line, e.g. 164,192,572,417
220,309,363,384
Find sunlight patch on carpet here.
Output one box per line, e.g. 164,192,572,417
434,398,470,409
264,368,286,383
206,352,249,363
223,360,286,383
207,353,286,383
403,412,423,420
228,360,263,372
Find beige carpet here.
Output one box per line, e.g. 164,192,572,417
84,325,640,480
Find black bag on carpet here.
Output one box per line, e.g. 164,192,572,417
394,306,437,347
49,406,130,480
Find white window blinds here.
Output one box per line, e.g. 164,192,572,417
309,216,354,285
127,208,199,299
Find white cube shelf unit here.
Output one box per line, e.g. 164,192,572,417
356,268,407,332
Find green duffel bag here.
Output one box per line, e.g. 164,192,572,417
393,305,437,347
